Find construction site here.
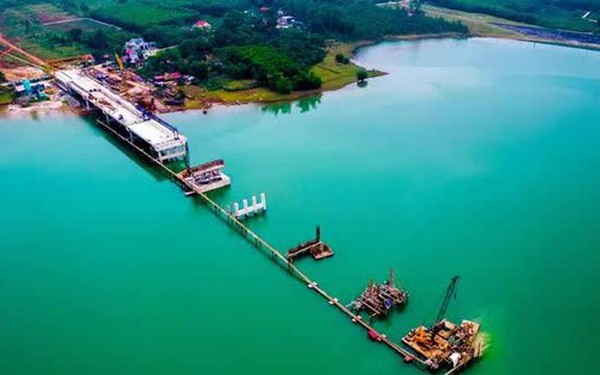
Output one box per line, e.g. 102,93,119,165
0,44,186,113
1,42,488,375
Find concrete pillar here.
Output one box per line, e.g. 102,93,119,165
242,199,249,212
251,195,258,208
260,193,267,210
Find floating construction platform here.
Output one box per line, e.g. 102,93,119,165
348,269,408,318
178,159,231,195
401,276,485,374
287,226,334,262
402,320,483,373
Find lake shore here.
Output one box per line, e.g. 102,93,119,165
424,5,600,52
2,26,599,117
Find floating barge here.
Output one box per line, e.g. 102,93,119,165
348,269,408,318
401,276,485,374
287,226,334,262
402,320,483,373
178,159,231,195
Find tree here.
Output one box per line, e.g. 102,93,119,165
188,61,209,80
68,28,83,42
291,70,321,90
409,0,423,14
356,69,368,82
89,29,109,50
0,71,6,83
271,73,293,94
335,53,350,64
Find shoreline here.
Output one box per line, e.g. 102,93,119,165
2,31,599,118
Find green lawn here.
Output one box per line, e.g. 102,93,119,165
0,89,14,105
181,43,385,108
45,19,115,33
311,43,384,91
92,4,193,29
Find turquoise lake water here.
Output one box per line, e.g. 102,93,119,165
1,38,600,374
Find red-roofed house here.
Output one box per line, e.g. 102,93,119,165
193,20,211,29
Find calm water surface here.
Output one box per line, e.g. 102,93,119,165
1,38,600,374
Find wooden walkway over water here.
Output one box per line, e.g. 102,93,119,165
96,118,426,368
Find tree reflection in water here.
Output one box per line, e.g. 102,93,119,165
261,94,322,115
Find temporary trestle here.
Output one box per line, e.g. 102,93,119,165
348,269,408,318
178,159,231,195
65,69,475,373
80,117,429,370
232,193,267,220
286,226,334,262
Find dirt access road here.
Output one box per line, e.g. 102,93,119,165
0,33,47,67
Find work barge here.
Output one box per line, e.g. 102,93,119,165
401,277,485,374
348,269,408,319
54,67,484,375
286,226,334,262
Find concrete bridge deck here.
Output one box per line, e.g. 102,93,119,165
55,69,187,163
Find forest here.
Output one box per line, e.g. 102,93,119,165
131,0,467,93
0,0,468,93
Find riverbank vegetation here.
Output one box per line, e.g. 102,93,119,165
0,86,13,105
1,0,467,101
429,0,600,33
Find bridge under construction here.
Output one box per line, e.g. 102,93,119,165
54,67,482,375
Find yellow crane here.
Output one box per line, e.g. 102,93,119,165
115,53,124,71
114,53,129,93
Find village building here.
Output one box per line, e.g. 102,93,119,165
276,15,295,29
193,19,211,29
123,38,157,64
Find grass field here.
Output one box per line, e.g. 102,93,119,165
423,5,523,37
0,1,136,61
20,3,74,23
182,43,385,108
311,43,384,91
0,88,13,105
45,19,116,33
92,3,194,29
430,0,600,32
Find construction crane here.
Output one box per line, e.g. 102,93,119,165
115,53,124,72
436,275,460,324
115,53,129,93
